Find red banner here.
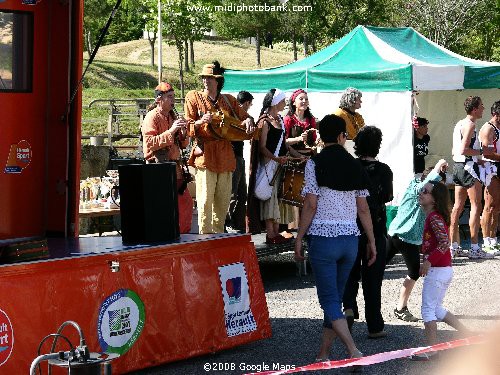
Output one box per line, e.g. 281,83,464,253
0,235,271,373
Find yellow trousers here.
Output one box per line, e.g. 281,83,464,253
195,168,232,234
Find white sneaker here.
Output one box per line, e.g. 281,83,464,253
491,243,500,256
452,246,468,258
483,244,500,256
468,248,494,259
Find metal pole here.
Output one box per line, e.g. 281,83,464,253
30,353,67,375
158,0,162,83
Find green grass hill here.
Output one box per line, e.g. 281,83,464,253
82,38,296,142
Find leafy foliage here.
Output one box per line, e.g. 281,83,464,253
83,0,498,64
83,0,145,52
398,0,499,60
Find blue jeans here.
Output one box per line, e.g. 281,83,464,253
308,235,358,322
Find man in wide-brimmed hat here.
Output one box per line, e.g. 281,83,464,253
141,81,193,233
184,61,255,234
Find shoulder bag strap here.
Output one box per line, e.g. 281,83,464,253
274,130,284,157
221,93,240,120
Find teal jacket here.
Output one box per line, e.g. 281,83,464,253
388,171,441,245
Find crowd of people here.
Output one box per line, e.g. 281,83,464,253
140,59,500,365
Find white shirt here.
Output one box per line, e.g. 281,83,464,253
452,118,479,163
482,121,500,163
301,159,369,237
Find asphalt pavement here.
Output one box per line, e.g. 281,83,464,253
132,250,500,375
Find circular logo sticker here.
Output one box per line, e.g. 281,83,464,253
97,289,145,355
0,309,14,367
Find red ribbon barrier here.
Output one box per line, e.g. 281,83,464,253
246,335,486,375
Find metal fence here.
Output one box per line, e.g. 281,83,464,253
81,98,185,148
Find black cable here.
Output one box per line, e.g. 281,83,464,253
65,0,123,117
36,333,74,375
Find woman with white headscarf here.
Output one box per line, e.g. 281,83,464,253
255,89,303,244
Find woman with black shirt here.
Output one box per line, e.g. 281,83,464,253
342,126,393,338
294,115,377,361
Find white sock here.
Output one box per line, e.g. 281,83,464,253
471,243,480,251
491,238,497,246
484,237,492,246
451,242,459,249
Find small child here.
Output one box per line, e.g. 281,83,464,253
411,181,470,361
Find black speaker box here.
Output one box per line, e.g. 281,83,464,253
118,163,179,244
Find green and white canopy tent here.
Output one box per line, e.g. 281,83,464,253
224,25,499,203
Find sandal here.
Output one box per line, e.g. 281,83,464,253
266,234,291,245
350,350,363,373
314,357,329,363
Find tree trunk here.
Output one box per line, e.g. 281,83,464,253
312,39,317,53
189,39,195,67
256,32,261,68
84,28,93,58
482,29,492,61
292,32,297,61
147,33,156,66
303,34,308,56
184,40,189,72
178,43,185,98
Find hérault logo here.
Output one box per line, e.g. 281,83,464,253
0,309,14,367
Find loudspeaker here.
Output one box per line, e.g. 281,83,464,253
118,163,179,244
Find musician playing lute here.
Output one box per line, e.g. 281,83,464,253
184,61,256,234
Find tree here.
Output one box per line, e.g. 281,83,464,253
213,0,282,67
276,0,313,60
105,1,146,45
83,0,110,54
162,0,206,96
397,0,496,58
185,0,213,69
83,0,145,54
141,0,159,66
320,0,394,46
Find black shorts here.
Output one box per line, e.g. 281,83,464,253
386,234,421,281
452,162,475,188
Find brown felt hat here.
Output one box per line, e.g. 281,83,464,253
198,64,223,78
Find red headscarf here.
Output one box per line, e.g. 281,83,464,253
155,82,174,99
290,89,306,104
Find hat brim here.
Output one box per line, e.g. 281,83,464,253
199,73,223,78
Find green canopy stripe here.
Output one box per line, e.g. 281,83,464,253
223,26,500,93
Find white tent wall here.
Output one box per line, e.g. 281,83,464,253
230,90,413,205
307,91,413,204
416,89,499,169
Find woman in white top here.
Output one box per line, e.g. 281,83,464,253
295,114,376,362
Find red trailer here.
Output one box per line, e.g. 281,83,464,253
0,0,82,240
0,1,271,373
